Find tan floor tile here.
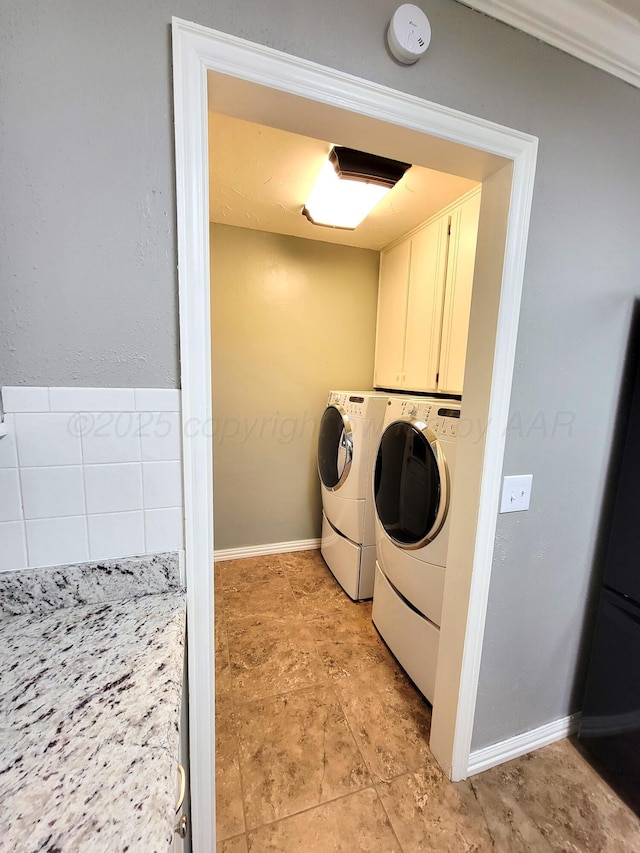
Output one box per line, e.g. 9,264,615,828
278,549,328,578
470,740,640,853
216,695,246,841
214,563,225,596
235,685,371,829
215,644,232,698
215,600,232,692
467,782,554,853
246,787,402,852
282,551,365,617
227,617,327,702
219,834,248,853
306,600,378,644
225,576,299,627
334,665,432,782
216,556,287,592
215,606,228,653
377,761,494,852
308,606,400,681
215,605,232,698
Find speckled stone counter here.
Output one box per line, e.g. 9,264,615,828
0,554,186,852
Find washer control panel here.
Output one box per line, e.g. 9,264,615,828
327,392,382,418
328,391,365,416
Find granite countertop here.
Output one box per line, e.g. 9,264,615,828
0,554,186,852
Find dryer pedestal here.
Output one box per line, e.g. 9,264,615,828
372,563,440,704
321,512,375,600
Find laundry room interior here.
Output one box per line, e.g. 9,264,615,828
209,110,481,555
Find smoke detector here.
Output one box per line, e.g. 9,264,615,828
387,4,431,64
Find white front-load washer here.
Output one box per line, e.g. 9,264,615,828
372,396,461,703
317,390,390,600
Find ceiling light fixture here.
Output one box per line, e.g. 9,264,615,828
302,147,411,230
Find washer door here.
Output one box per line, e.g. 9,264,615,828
317,405,353,491
374,418,449,549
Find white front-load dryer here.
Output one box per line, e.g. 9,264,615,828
371,396,461,703
317,391,389,600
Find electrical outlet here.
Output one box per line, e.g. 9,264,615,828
500,474,533,513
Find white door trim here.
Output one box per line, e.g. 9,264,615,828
171,17,538,848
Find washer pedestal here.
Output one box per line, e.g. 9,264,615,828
321,512,376,600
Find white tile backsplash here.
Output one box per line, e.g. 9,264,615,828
134,388,181,412
15,413,83,467
142,461,183,510
0,521,28,571
2,387,50,413
140,412,182,462
81,413,141,464
21,466,86,520
49,387,136,412
88,511,145,560
26,516,90,567
0,387,184,571
84,463,144,515
0,469,23,522
145,508,184,553
0,415,19,468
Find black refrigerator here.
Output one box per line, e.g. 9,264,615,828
579,314,640,814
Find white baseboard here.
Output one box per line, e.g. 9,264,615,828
213,538,321,562
466,712,581,776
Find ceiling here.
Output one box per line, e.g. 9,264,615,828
208,112,478,252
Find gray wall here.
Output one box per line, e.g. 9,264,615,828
3,0,640,750
210,224,379,550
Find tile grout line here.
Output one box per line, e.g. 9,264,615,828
466,775,499,851
371,779,408,853
243,782,384,838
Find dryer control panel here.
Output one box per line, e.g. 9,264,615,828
385,397,461,439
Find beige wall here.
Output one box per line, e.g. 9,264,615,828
210,223,379,550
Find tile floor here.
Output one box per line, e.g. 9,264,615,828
214,550,640,852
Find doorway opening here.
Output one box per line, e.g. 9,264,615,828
208,110,480,557
172,19,538,850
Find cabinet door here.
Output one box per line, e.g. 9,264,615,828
374,239,410,389
438,191,481,396
402,216,449,393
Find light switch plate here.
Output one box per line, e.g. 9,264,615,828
500,474,533,513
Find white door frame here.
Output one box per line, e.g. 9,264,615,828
172,17,537,850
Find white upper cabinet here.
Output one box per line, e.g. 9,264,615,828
374,239,411,390
438,190,481,396
373,187,481,397
403,215,449,393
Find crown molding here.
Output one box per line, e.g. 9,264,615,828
460,0,640,89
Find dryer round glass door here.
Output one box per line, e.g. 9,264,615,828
374,419,449,548
317,405,353,491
